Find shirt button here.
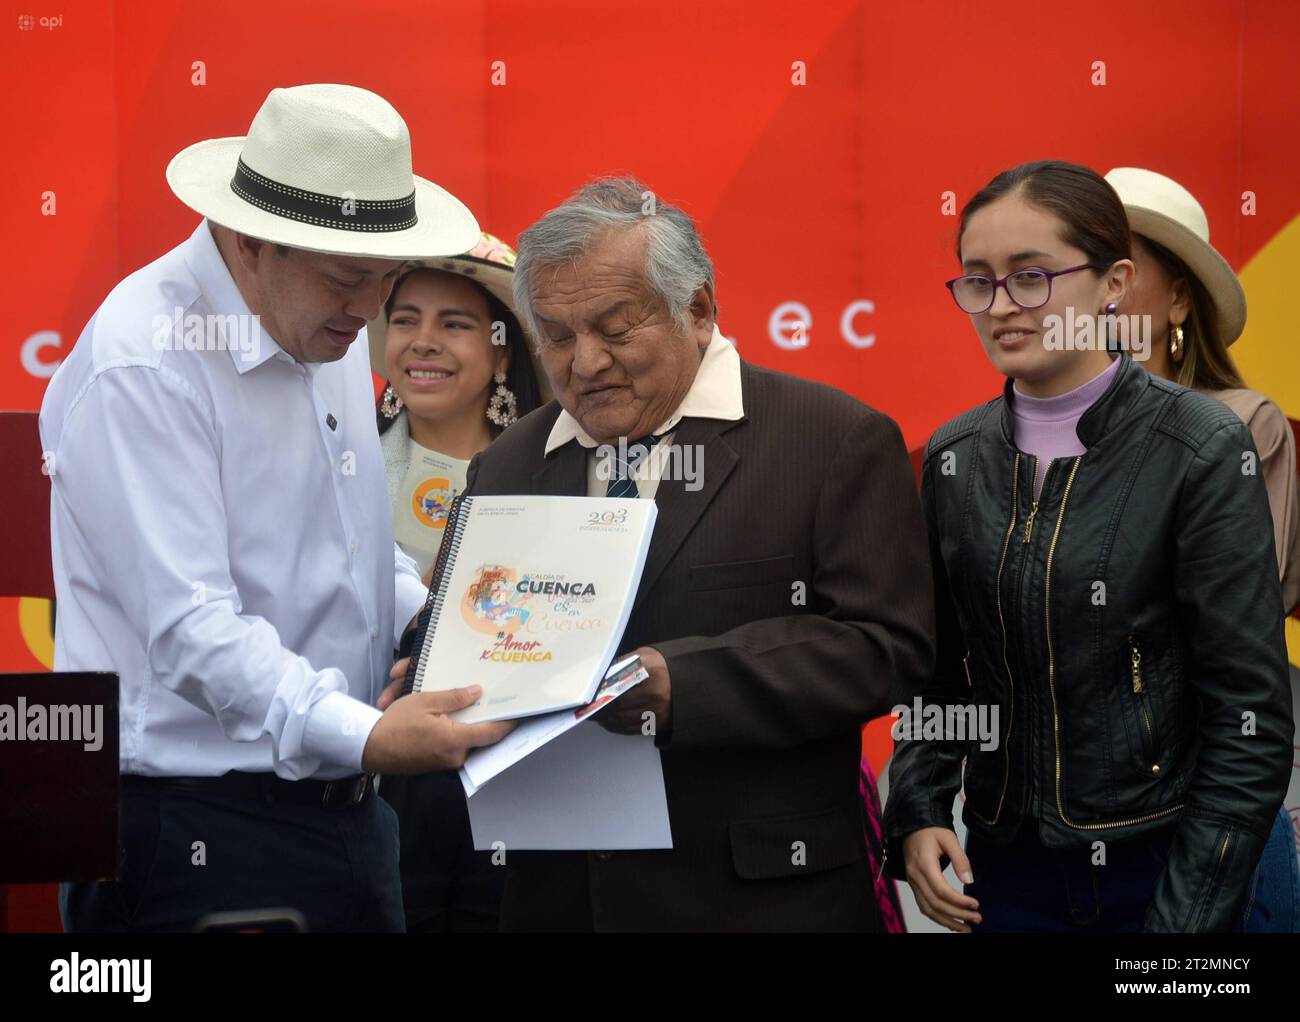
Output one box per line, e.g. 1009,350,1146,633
349,541,358,555
369,626,378,638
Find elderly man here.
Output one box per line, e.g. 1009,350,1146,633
464,177,935,931
42,84,511,932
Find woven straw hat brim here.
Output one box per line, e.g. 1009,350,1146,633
1125,205,1247,346
167,136,480,260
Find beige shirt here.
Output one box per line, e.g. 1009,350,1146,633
543,325,745,498
1201,387,1300,613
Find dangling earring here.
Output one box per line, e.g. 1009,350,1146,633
380,383,404,418
1169,323,1185,364
486,370,518,427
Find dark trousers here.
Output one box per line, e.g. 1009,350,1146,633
964,822,1175,932
379,770,504,932
60,781,404,933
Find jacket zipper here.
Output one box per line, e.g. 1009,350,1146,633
1129,635,1159,774
967,452,1019,827
1191,831,1232,932
1047,457,1182,830
1023,457,1050,544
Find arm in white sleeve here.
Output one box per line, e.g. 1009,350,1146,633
394,543,426,646
54,364,379,778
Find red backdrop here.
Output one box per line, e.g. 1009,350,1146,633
4,0,1299,929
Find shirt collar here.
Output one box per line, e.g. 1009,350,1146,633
181,219,287,375
544,324,744,455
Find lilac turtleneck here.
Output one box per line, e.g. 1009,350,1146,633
1012,355,1120,498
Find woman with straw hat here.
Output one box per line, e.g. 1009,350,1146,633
1107,167,1298,612
1108,167,1299,931
369,232,547,931
369,232,548,581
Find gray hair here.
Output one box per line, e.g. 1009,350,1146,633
512,177,715,346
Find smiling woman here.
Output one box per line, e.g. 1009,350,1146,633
366,232,545,934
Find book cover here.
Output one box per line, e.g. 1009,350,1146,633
406,495,656,723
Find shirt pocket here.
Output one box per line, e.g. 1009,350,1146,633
687,554,794,592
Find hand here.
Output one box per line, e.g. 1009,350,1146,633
364,657,515,773
377,657,411,712
901,827,982,932
596,646,671,736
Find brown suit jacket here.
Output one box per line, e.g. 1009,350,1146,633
464,358,934,931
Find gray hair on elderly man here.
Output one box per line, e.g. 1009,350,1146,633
512,176,717,347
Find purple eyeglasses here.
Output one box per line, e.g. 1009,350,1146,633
945,263,1099,314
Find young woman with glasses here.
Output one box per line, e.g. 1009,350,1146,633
882,160,1293,932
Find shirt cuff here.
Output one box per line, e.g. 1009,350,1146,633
303,690,383,772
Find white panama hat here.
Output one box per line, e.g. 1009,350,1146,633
166,83,479,260
1105,166,1247,346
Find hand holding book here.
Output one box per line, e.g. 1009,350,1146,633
362,656,516,774
593,645,672,737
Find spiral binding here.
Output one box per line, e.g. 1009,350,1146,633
402,494,473,696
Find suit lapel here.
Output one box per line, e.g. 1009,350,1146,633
631,415,742,617
531,439,588,496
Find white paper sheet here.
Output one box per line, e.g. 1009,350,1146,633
465,723,673,850
460,656,645,795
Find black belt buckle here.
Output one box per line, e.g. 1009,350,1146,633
322,773,371,810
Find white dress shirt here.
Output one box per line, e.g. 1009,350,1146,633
40,220,427,780
543,325,745,497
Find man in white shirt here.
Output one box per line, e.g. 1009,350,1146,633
42,84,512,932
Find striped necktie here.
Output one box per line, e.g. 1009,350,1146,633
605,432,664,499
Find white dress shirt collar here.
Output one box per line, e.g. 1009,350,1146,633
181,220,293,376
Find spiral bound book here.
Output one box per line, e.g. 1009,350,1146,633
403,495,657,724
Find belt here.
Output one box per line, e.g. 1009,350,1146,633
123,770,375,811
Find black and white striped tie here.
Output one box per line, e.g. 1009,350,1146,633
605,433,664,499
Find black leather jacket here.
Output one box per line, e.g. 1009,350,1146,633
883,354,1294,932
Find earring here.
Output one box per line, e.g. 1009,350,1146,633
1170,323,1185,363
486,370,518,427
1102,302,1118,346
380,383,403,418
